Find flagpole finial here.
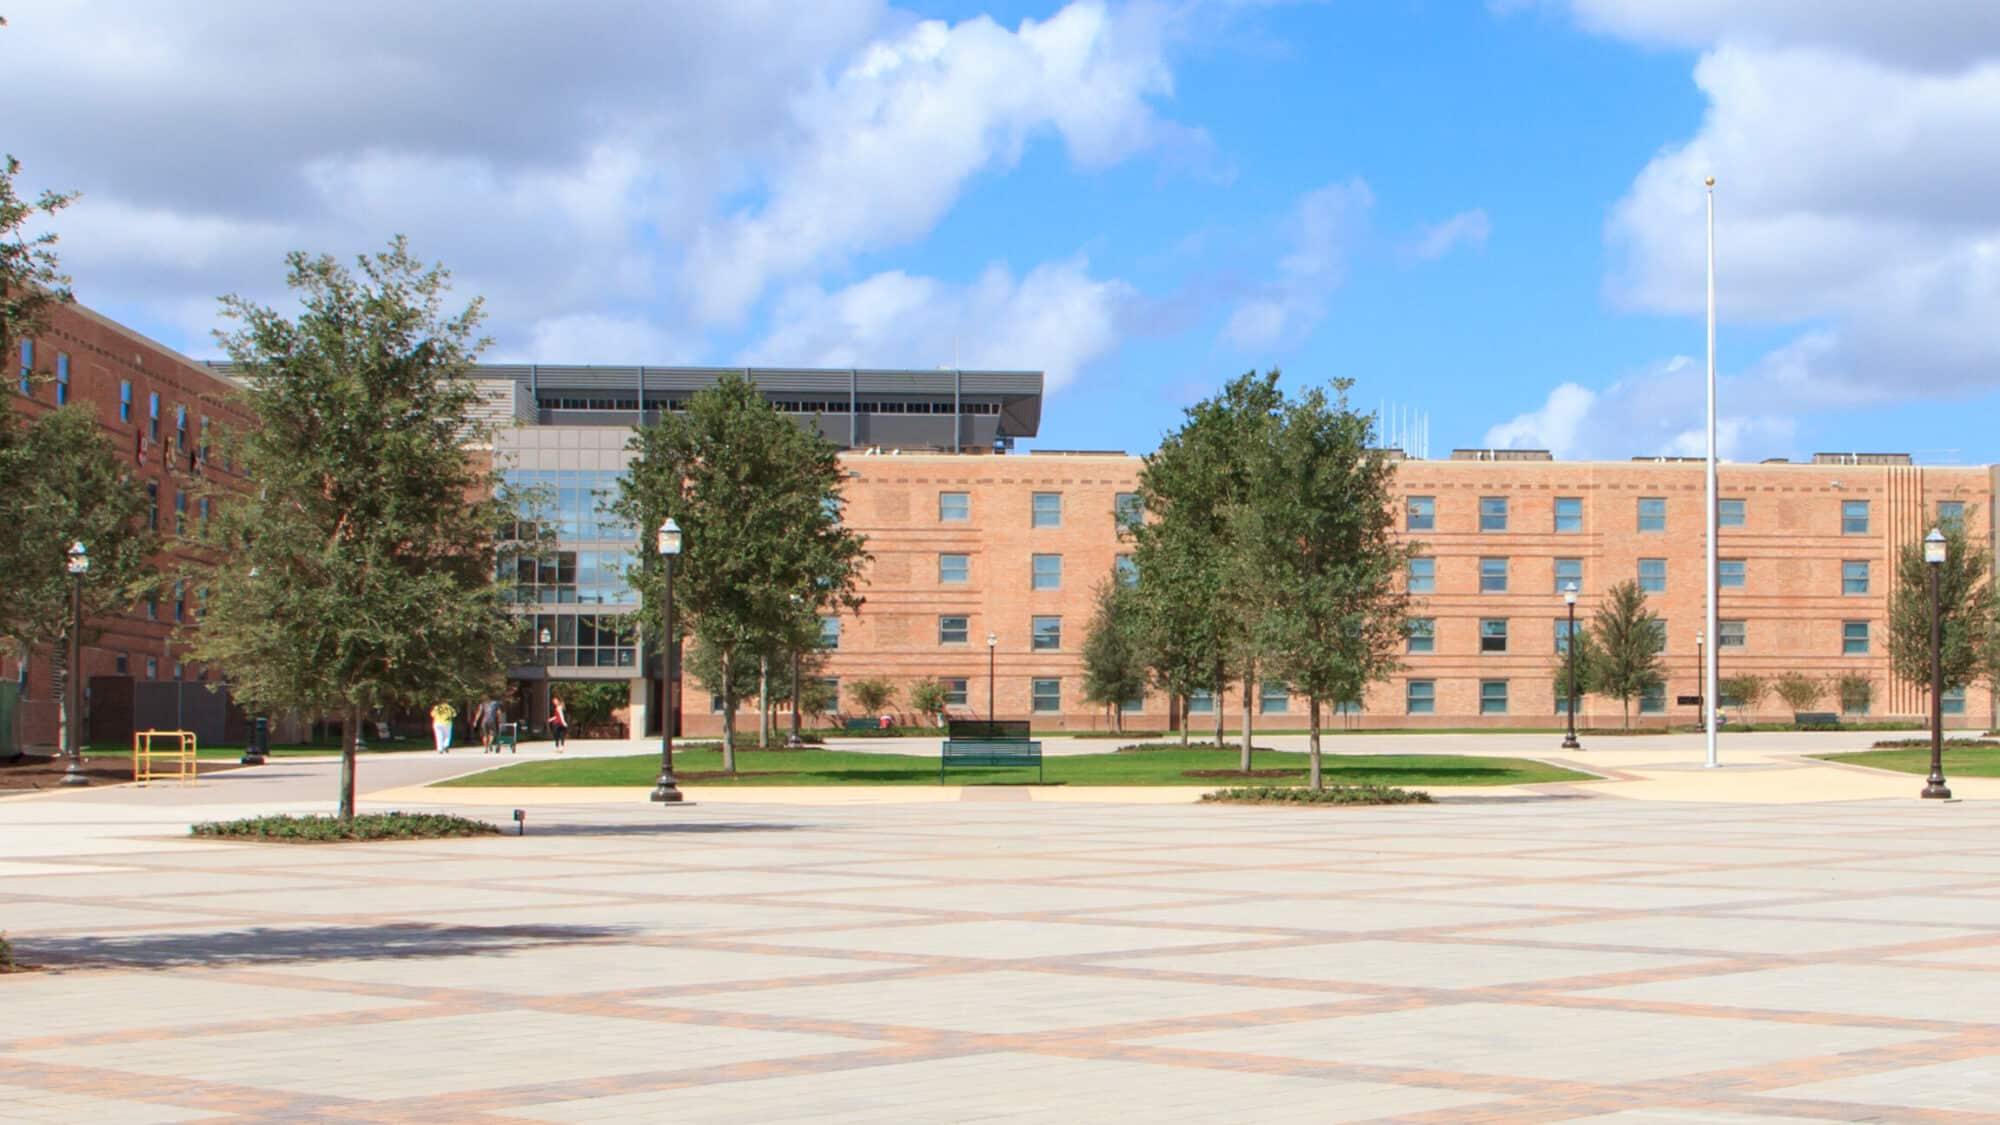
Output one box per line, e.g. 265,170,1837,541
1704,175,1715,187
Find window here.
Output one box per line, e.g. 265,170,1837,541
1638,497,1666,532
1842,561,1870,596
821,678,840,710
939,553,970,584
1718,498,1745,528
1480,618,1508,653
1406,680,1435,715
115,653,129,675
943,678,969,707
1939,500,1966,526
1114,555,1138,587
1555,618,1578,654
1032,677,1062,713
1647,619,1668,654
1031,491,1062,528
1032,615,1062,651
1842,620,1869,655
145,657,158,680
16,339,29,394
1554,558,1582,593
148,392,161,440
499,469,636,541
1555,497,1582,533
173,580,186,622
1842,500,1870,535
174,491,187,538
119,381,133,423
145,596,158,621
1407,618,1435,654
1121,692,1145,714
199,497,211,541
1408,557,1435,594
518,613,641,668
1640,683,1666,714
1479,679,1509,715
1031,554,1062,591
1719,619,1747,648
199,416,211,463
1479,557,1508,594
175,404,188,451
1638,558,1666,593
1719,559,1745,588
821,496,843,525
1187,688,1215,714
1259,681,1289,714
1944,687,1967,716
709,692,727,714
1479,496,1508,532
1114,492,1143,530
819,617,841,649
1407,496,1435,531
147,482,159,530
54,353,68,405
939,615,969,645
939,491,970,522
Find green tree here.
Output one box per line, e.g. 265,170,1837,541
1132,371,1282,766
0,405,158,756
1080,576,1147,732
190,238,518,818
1587,580,1664,728
1244,380,1412,788
0,150,78,371
1888,521,1995,703
616,372,866,771
1720,674,1766,723
1836,673,1874,717
1550,626,1603,721
1772,671,1825,716
907,679,949,727
849,676,897,718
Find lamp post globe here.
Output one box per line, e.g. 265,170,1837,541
1560,582,1580,751
653,517,685,804
59,542,90,787
1923,527,1952,800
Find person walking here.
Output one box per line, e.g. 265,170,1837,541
549,694,568,753
430,701,457,754
476,697,499,753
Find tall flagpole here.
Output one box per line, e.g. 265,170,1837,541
1704,175,1720,769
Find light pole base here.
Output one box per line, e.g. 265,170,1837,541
650,775,685,803
784,735,804,749
1559,735,1580,750
58,761,90,787
239,751,267,766
1922,781,1953,800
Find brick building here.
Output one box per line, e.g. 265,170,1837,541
2,302,255,751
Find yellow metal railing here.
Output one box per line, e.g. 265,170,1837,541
133,730,198,785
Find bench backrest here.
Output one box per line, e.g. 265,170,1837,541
1794,712,1840,725
948,718,1031,741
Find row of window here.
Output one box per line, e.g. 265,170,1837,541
143,483,213,540
1411,616,1871,655
139,581,205,624
16,341,71,405
1419,556,1877,596
934,552,1137,590
1412,494,1965,536
939,490,1144,530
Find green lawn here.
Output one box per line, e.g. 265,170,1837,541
438,746,1593,788
1815,746,2000,778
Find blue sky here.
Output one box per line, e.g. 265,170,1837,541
12,1,2000,462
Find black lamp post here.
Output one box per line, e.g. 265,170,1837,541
652,516,684,803
986,631,998,725
787,592,805,748
60,541,89,787
1561,582,1580,750
1923,526,1952,800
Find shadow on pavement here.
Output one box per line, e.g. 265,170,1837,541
19,921,635,969
521,821,813,837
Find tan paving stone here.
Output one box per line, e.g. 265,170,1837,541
1476,912,1981,956
1769,1057,2000,1113
1586,962,2000,1023
1107,938,1706,990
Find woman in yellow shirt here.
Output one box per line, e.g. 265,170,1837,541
431,702,457,754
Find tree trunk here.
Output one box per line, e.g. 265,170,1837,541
720,646,738,773
758,655,769,750
1180,694,1190,746
1623,697,1631,730
338,703,360,820
1309,696,1322,791
1214,685,1225,750
1240,659,1255,772
1114,703,1123,733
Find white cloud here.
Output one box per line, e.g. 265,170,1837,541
1482,356,1797,461
1222,178,1373,350
685,1,1188,325
1569,0,2000,72
749,256,1134,392
1406,208,1491,262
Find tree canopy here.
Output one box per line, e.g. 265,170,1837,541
190,238,517,817
1589,579,1665,728
1888,519,1996,700
1080,575,1147,732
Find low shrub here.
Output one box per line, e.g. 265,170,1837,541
190,812,502,842
1073,730,1165,739
1116,741,1283,753
1871,738,2000,750
0,933,19,973
1200,784,1433,806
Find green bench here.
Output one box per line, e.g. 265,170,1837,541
940,738,1044,782
1794,711,1841,729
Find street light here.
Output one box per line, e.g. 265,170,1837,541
986,631,998,726
60,541,89,787
787,592,805,748
1561,583,1580,750
652,517,684,803
1923,526,1951,800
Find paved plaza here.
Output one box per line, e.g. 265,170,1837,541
5,747,2000,1122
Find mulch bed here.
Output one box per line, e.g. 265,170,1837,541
1,753,241,791
1181,768,1308,779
